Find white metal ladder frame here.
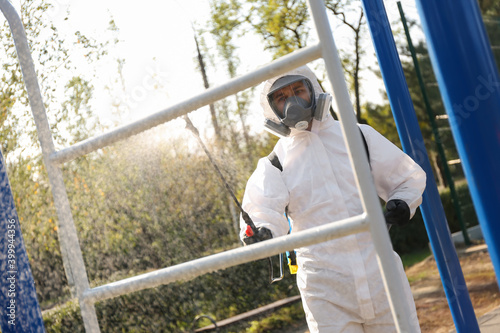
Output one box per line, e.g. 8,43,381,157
0,0,416,332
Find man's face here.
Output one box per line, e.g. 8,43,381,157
270,80,312,117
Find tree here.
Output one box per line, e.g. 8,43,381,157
325,0,367,123
208,0,372,125
246,0,310,58
479,0,500,68
191,22,250,231
478,0,500,15
208,0,256,160
0,0,107,158
1,2,298,328
366,16,466,188
0,0,111,303
193,30,222,143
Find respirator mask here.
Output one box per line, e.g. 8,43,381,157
264,75,332,137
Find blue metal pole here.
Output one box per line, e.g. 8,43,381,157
415,0,500,289
0,150,45,332
360,0,480,332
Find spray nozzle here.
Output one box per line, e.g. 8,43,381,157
245,225,254,237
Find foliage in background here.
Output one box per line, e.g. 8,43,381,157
1,0,112,306
209,0,369,122
324,0,366,123
42,260,299,332
0,0,107,159
1,0,495,331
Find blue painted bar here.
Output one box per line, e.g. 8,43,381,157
361,0,480,332
415,0,500,291
0,150,45,332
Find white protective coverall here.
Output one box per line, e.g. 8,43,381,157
240,66,426,332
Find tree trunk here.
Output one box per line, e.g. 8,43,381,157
430,150,445,188
193,33,221,143
354,11,365,124
193,31,239,230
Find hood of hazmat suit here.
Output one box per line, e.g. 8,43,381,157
261,66,327,137
240,65,425,332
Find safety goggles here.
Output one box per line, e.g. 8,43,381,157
267,76,315,119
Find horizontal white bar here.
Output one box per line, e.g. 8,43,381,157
50,44,322,165
435,114,449,120
83,213,368,303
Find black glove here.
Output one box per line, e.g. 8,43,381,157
242,226,273,245
384,199,411,226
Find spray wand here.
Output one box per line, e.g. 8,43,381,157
183,115,284,283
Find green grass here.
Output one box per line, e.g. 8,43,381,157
245,303,305,333
407,270,431,284
400,247,432,269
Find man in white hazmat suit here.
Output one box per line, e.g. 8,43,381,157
240,65,426,332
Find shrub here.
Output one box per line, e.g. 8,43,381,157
42,259,299,332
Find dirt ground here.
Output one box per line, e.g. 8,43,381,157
285,243,500,333
408,243,500,333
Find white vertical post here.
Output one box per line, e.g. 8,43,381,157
0,1,100,331
306,0,416,332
